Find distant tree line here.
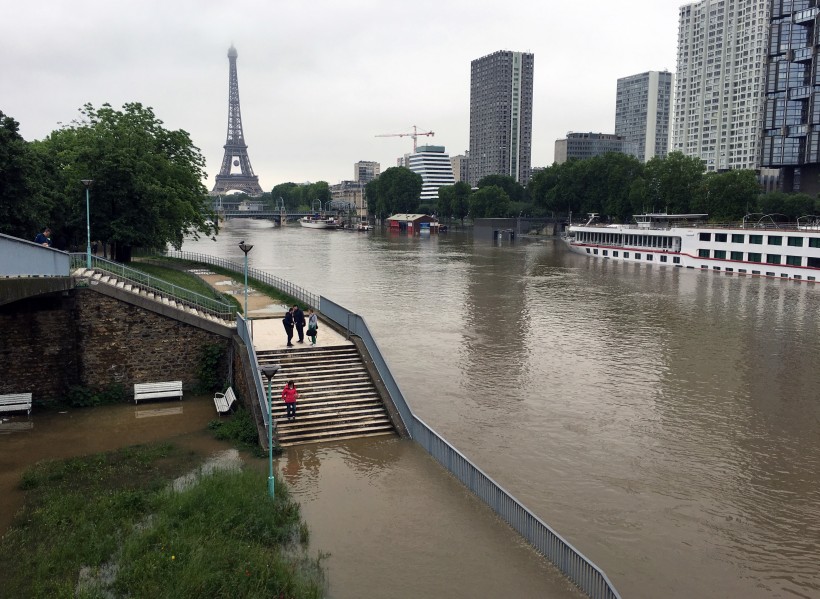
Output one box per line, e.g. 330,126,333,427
270,181,330,211
434,152,820,224
0,105,215,261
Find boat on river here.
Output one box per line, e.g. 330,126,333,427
299,215,338,229
564,213,820,283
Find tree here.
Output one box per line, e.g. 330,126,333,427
41,103,215,261
271,182,301,210
366,167,422,218
694,170,760,221
644,151,705,214
0,111,56,239
469,185,511,218
477,174,525,202
758,191,818,220
451,181,472,224
436,185,455,219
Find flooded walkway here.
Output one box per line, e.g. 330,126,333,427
1,400,582,597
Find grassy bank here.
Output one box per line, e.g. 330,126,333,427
128,261,240,311
0,443,324,598
144,255,301,308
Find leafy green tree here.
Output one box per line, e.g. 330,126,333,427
644,151,705,214
41,103,215,261
366,167,421,218
477,174,525,202
694,170,760,221
436,185,455,219
451,181,472,224
469,185,511,218
758,191,818,220
0,111,56,239
271,182,301,210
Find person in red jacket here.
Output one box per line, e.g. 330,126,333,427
281,380,298,421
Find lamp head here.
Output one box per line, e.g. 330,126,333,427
259,364,280,380
239,241,254,254
81,179,93,188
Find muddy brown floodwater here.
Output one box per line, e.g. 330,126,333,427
0,399,583,598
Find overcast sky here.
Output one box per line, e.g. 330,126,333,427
3,0,686,190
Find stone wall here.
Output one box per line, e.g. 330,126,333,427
0,288,231,404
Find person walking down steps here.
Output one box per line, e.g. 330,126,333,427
307,308,318,345
283,307,295,347
281,380,298,421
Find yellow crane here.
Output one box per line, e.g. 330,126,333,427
375,125,435,152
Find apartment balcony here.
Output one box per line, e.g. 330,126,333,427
788,124,809,137
792,46,814,62
793,7,819,24
789,86,813,100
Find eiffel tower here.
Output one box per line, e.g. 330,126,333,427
211,45,264,196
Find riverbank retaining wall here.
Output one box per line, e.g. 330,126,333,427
0,287,232,404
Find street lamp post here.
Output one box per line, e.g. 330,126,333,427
238,241,253,317
260,364,280,499
81,179,93,268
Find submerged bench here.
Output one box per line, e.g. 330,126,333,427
213,387,237,415
133,381,183,404
0,393,33,415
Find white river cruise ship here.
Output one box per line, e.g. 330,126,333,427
564,213,820,283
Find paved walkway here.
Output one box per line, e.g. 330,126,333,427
189,268,351,351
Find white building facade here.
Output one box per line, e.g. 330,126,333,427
672,0,769,171
407,145,456,204
615,71,674,162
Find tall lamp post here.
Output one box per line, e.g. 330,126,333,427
260,364,280,499
238,240,253,317
81,179,93,268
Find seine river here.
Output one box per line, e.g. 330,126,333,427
183,219,820,599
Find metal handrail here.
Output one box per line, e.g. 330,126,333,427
319,297,621,599
70,254,236,321
162,250,319,309
236,315,271,431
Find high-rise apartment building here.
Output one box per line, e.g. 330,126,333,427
761,1,820,193
615,71,673,162
450,152,470,183
554,133,640,164
354,161,380,184
469,50,534,185
672,0,769,171
407,145,456,203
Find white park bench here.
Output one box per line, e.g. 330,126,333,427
133,381,183,404
213,387,237,414
0,393,33,415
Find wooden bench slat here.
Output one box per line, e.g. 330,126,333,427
213,387,237,414
133,381,183,404
0,392,33,415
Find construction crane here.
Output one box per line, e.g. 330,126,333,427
375,125,435,152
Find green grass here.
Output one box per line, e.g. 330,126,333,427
129,262,234,304
146,256,301,309
208,406,280,458
0,443,325,598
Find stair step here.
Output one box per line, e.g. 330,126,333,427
278,430,395,447
273,406,385,418
277,424,395,444
276,414,391,431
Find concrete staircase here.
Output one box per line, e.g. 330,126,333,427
72,267,235,326
257,345,396,447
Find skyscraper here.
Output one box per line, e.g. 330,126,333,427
761,2,820,193
615,71,673,162
672,0,769,171
469,50,534,185
407,145,456,204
